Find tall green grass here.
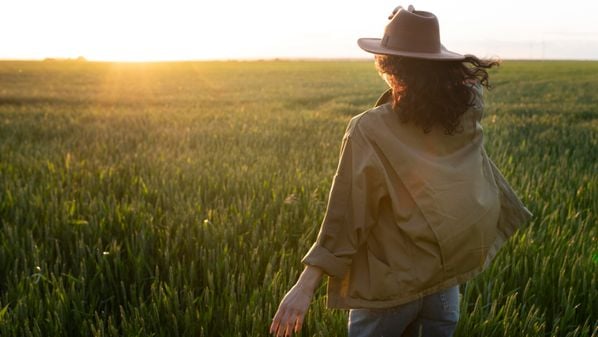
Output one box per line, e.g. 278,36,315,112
0,60,596,336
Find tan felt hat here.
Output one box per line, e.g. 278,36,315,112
358,5,465,60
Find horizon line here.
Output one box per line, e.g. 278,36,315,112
2,56,598,63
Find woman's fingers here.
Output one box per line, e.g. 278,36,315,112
283,311,302,337
269,307,283,334
271,284,314,335
271,308,304,337
270,306,288,335
275,311,289,337
294,314,304,333
283,313,293,337
271,307,291,337
285,311,297,337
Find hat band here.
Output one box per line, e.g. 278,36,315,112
382,31,441,54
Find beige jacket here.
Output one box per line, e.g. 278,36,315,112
302,85,532,309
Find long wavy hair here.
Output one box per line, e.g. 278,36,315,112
375,55,500,135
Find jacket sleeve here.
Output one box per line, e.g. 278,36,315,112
302,119,386,278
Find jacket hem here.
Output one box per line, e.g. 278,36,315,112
325,265,486,309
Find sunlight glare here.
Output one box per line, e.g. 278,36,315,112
1,0,597,61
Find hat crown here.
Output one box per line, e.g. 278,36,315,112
382,9,441,54
357,5,464,60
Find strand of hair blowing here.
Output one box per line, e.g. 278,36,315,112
375,55,500,135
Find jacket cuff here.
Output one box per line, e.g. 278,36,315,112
301,243,351,279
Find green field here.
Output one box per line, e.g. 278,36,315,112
0,60,596,336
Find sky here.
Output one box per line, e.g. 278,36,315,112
1,0,597,61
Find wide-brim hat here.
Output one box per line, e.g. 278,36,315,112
358,5,465,61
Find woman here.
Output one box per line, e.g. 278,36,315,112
270,5,532,337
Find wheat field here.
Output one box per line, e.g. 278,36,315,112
0,60,596,336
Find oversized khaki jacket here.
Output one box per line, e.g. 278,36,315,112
302,85,532,309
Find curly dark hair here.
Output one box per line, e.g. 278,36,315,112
375,55,500,135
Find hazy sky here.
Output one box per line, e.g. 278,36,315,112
2,0,597,61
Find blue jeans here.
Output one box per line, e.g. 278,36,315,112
348,286,460,337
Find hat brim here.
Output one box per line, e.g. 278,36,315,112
357,38,465,61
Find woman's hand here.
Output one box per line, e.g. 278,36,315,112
270,266,324,336
269,283,314,336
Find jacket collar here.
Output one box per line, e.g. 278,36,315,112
375,88,393,107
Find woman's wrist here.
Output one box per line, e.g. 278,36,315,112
296,265,323,294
